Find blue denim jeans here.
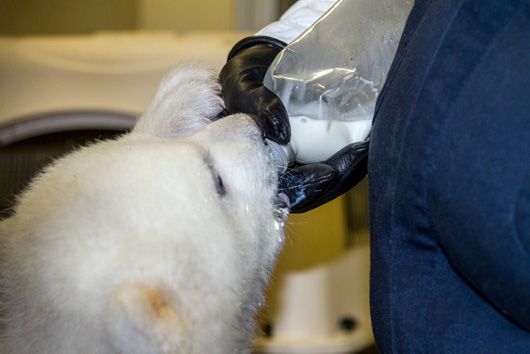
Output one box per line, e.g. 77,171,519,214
369,0,530,352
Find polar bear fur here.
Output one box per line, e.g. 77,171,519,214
0,64,286,354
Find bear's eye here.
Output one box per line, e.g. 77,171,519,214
214,174,226,196
204,153,227,197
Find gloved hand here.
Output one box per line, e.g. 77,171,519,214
279,140,368,213
218,36,290,145
219,36,368,213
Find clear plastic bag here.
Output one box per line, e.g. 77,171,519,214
265,0,413,166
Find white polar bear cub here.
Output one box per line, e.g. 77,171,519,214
0,64,286,354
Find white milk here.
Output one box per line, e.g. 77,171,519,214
265,112,372,171
264,71,375,169
289,115,371,164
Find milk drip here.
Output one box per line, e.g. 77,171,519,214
263,0,413,172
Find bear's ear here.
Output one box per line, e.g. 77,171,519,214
106,283,189,354
132,63,223,140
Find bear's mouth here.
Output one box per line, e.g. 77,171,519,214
273,192,290,223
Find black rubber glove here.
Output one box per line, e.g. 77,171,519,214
219,36,369,213
219,36,290,145
279,140,369,213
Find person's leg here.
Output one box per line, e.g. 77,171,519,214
369,0,530,352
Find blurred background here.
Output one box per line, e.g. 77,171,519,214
0,0,298,34
0,1,374,353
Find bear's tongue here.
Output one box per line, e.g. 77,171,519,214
276,192,291,210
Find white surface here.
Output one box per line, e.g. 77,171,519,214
254,241,373,353
0,112,134,146
0,31,248,138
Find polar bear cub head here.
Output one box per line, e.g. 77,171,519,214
0,63,287,354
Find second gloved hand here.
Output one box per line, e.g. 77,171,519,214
279,140,368,213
